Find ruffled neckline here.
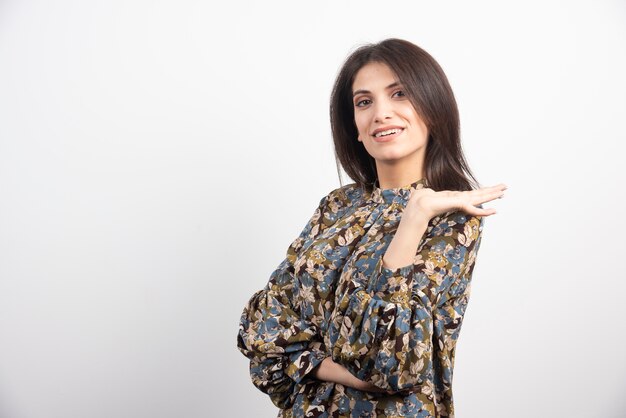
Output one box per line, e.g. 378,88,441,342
369,177,429,205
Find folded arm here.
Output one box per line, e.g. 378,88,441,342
328,210,485,392
236,194,333,408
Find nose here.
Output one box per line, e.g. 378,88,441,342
373,98,393,123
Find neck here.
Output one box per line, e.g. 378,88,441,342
375,159,425,190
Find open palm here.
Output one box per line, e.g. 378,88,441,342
407,183,507,220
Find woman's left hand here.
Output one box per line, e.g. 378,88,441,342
406,183,507,221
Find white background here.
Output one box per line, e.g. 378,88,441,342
1,1,625,417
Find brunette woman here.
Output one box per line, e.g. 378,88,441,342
237,38,507,417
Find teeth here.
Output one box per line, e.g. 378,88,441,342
374,128,402,138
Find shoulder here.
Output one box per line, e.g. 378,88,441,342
310,183,365,223
325,182,362,201
320,182,365,209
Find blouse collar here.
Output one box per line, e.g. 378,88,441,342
369,177,429,205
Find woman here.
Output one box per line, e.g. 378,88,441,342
237,38,507,418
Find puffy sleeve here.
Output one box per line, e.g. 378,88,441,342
236,193,332,409
328,209,485,393
431,233,480,412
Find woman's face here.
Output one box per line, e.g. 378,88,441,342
352,61,429,166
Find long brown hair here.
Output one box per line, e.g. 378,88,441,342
329,38,481,193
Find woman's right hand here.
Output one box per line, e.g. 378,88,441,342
313,357,395,394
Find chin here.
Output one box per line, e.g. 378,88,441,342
375,147,409,158
375,154,407,163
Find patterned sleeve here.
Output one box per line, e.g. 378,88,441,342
236,194,331,409
328,209,484,393
431,230,481,413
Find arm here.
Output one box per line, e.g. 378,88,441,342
328,209,485,392
382,210,430,270
311,356,394,394
431,233,481,412
236,194,332,409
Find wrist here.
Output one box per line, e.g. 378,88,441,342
312,356,332,380
381,214,430,272
401,208,431,227
341,367,365,390
329,359,365,389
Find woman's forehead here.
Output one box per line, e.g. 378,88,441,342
352,63,400,93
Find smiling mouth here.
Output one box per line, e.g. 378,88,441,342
374,128,403,138
372,128,404,142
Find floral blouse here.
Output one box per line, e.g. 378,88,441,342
237,178,485,417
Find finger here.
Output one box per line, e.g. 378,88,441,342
471,186,507,197
462,204,497,216
467,185,508,198
476,191,505,205
467,187,506,206
457,190,503,207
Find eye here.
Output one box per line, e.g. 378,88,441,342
393,90,405,98
355,99,371,107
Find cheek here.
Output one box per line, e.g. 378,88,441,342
354,113,368,134
406,109,428,133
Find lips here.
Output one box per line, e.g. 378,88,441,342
372,128,404,143
371,125,405,136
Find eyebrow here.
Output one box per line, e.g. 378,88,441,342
352,81,402,98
